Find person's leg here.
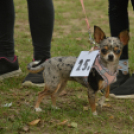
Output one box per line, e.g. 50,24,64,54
0,0,21,81
27,0,54,60
109,0,129,57
22,0,54,87
109,0,130,89
109,0,134,98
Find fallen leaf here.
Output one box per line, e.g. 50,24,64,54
76,38,82,41
114,126,120,129
25,91,31,96
59,90,67,96
22,126,30,132
103,103,112,108
77,94,82,99
0,127,7,130
2,102,12,107
129,116,133,121
57,120,68,126
68,122,77,128
105,98,110,102
49,119,58,123
28,119,41,126
9,115,15,122
83,106,89,111
109,115,114,120
94,132,101,134
99,15,103,18
39,121,45,128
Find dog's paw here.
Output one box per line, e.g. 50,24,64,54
51,106,60,110
93,111,98,116
35,107,42,112
97,101,103,108
97,96,106,108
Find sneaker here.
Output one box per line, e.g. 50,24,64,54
110,70,130,90
22,70,45,87
0,56,21,81
110,74,134,99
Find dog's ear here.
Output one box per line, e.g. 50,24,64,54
94,25,106,43
118,30,129,45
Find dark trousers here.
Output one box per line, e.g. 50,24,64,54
0,0,54,60
108,0,134,59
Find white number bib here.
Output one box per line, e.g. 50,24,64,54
70,50,99,77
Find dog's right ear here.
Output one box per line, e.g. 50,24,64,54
94,26,106,43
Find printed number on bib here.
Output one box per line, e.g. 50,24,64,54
70,50,99,77
76,59,90,71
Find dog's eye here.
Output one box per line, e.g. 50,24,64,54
101,49,107,54
114,50,121,54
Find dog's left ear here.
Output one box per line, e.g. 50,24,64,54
94,25,106,43
118,30,129,45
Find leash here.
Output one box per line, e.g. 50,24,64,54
80,0,96,46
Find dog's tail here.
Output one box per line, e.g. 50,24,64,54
27,60,46,74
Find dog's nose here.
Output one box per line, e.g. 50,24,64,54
108,54,114,60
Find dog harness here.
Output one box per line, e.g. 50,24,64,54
83,54,118,88
93,55,118,87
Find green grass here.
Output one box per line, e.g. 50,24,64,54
0,0,134,134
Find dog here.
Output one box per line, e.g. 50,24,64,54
27,26,129,115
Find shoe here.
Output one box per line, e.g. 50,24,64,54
110,70,130,90
110,74,134,99
0,56,21,81
22,70,45,87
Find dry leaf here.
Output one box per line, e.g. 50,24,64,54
105,98,110,102
83,106,89,111
22,126,30,132
109,115,114,120
76,38,82,41
68,122,77,128
59,90,67,96
57,120,68,126
103,103,112,108
39,121,45,128
2,102,12,107
25,91,31,96
114,126,120,129
9,115,15,122
129,116,133,121
28,119,41,126
49,119,58,123
94,132,101,134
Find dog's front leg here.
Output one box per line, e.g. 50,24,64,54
87,87,97,115
98,85,110,108
98,96,106,108
105,85,110,98
51,95,60,109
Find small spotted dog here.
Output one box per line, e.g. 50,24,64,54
27,26,129,115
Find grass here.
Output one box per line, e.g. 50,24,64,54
0,0,134,134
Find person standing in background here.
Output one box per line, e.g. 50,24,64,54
0,0,54,87
108,0,134,98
